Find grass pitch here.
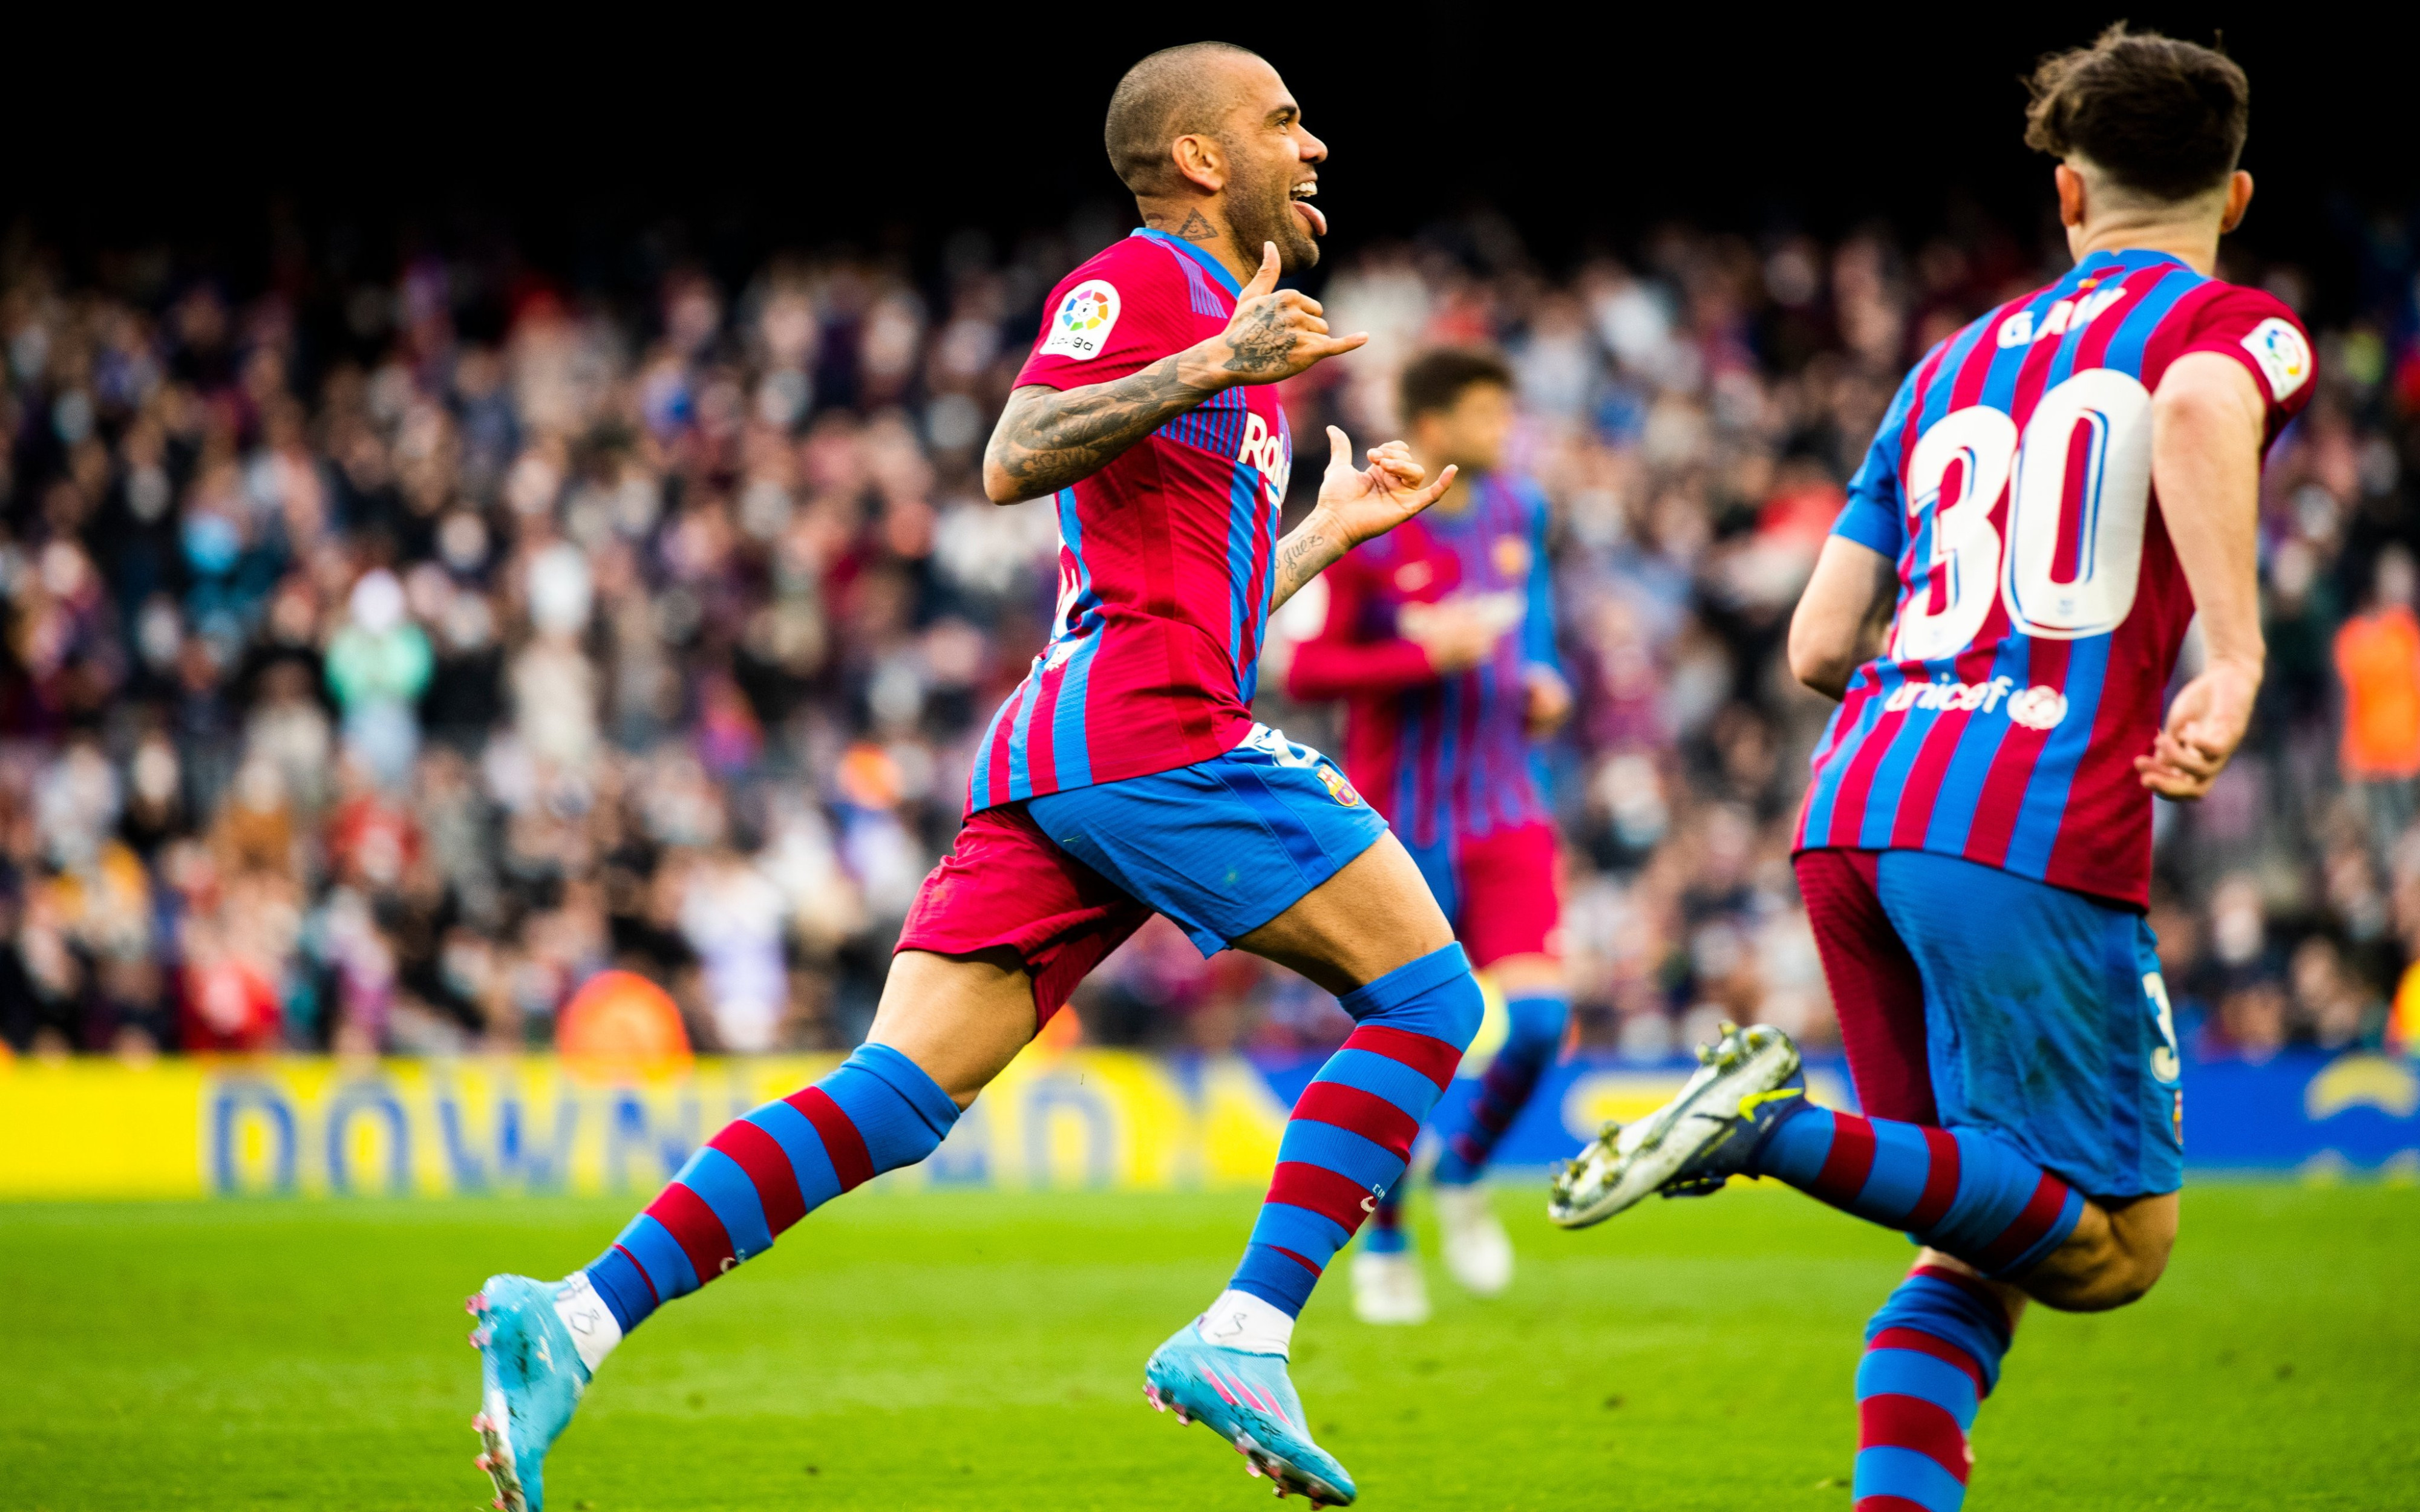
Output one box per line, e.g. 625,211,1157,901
4,1181,2412,1510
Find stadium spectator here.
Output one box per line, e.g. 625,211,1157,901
0,205,2414,1065
2335,546,2420,859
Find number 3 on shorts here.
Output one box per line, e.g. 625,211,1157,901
2142,971,2181,1084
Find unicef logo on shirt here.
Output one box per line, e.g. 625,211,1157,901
1039,279,1121,361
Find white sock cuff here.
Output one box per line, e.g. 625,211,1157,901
1197,1288,1295,1358
555,1271,624,1374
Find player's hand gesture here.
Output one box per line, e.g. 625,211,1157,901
2135,660,2259,799
1314,426,1457,550
1198,243,1367,387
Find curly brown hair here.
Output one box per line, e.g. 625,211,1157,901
2024,24,2249,203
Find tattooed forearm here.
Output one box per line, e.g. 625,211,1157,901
1269,510,1347,613
983,360,1218,503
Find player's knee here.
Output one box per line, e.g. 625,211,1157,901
1341,943,1486,1052
1436,960,1487,1051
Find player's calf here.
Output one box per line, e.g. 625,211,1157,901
1154,841,1483,1502
464,955,1026,1509
1852,1263,2016,1512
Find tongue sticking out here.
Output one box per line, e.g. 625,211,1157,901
1292,199,1327,236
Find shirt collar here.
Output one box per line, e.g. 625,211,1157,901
2073,247,2191,278
1130,227,1246,298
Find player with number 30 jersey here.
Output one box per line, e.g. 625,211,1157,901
1794,246,2310,905
1548,30,2306,1512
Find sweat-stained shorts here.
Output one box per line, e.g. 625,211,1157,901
1794,846,2184,1200
1402,818,1562,969
897,724,1392,1024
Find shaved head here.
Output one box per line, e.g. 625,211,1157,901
1104,41,1264,195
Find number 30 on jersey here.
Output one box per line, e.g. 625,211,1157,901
1892,368,2154,663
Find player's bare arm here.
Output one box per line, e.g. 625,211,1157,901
2136,350,2269,798
1787,536,1899,699
1269,428,1459,613
982,243,1366,504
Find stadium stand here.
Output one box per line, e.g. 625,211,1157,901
0,210,2413,1064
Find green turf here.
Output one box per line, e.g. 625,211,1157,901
3,1181,2412,1510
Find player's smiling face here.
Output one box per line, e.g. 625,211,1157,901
1215,59,1328,272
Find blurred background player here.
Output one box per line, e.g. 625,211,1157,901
1548,28,2311,1512
464,42,1479,1511
1287,349,1572,1323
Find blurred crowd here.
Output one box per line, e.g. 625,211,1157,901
2,203,2417,1064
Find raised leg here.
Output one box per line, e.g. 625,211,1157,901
1143,832,1481,1503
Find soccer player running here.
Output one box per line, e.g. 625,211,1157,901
1546,29,2310,1512
1284,350,1574,1323
465,42,1479,1510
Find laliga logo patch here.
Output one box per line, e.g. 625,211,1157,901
2241,317,2310,402
1039,279,1120,360
1318,764,1362,807
2004,685,2069,731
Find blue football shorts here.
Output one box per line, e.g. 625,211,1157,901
1026,723,1392,957
1795,847,2184,1199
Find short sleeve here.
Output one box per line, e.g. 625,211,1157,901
1014,243,1195,392
2175,285,2317,435
1831,362,1923,560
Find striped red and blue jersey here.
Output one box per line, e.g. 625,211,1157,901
967,229,1290,814
1286,474,1558,850
1794,249,2315,906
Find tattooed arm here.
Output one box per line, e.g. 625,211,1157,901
1269,428,1459,613
982,241,1367,505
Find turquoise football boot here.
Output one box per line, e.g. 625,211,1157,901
1144,1318,1356,1505
466,1274,594,1511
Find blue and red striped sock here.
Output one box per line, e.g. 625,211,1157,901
1751,1107,2084,1279
1432,989,1567,1185
1230,944,1484,1315
1853,1265,2012,1512
583,1043,958,1334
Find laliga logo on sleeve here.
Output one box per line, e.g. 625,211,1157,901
1039,280,1120,360
2241,317,2311,402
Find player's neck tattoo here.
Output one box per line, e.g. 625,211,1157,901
1175,210,1218,243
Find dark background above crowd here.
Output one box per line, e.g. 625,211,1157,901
13,10,2418,318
